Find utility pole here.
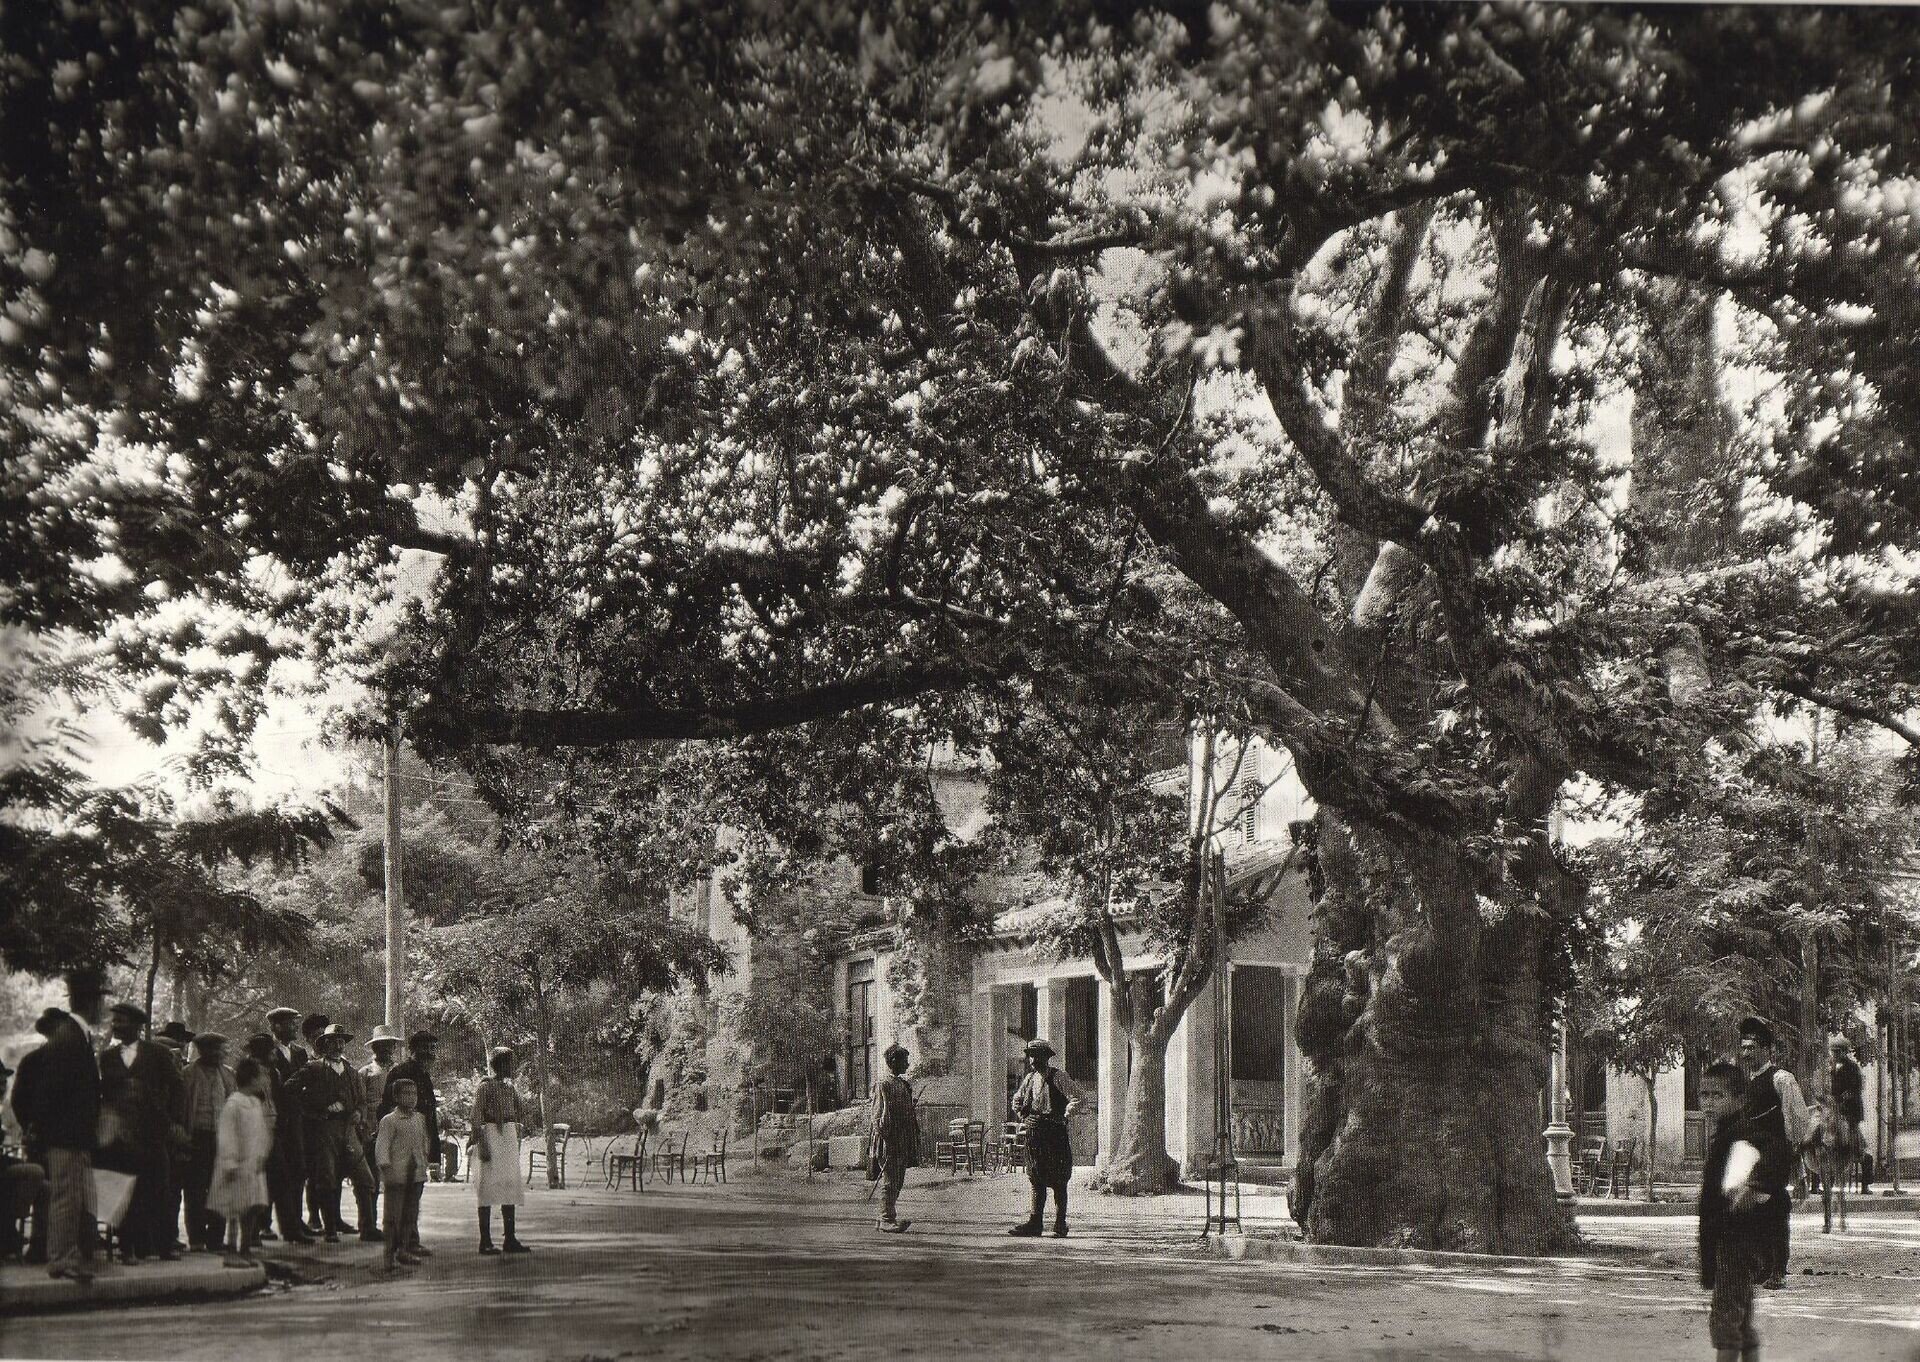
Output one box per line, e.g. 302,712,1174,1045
384,721,406,1034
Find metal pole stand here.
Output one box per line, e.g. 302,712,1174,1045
1202,851,1241,1236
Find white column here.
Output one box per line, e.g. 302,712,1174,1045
971,988,1005,1123
1036,977,1067,1055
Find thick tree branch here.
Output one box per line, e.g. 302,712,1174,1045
1773,679,1920,750
446,658,1009,748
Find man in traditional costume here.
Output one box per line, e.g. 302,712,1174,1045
1008,1038,1081,1239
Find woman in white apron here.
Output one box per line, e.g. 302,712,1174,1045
470,1047,531,1254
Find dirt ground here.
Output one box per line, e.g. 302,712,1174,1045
5,1171,1918,1361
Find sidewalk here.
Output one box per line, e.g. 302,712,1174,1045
1,1255,267,1314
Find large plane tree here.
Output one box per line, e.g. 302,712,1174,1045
8,3,1920,1250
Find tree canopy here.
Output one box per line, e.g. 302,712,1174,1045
10,0,1920,1249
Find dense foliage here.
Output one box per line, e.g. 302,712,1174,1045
9,2,1920,1247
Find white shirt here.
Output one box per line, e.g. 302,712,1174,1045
113,1040,138,1067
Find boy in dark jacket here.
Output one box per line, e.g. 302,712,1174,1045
1699,1059,1787,1362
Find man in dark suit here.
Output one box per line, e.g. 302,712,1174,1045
9,1009,102,1281
1738,1015,1810,1290
264,1006,315,1244
95,1002,184,1262
378,1032,440,1253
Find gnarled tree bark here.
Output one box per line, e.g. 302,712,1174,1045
1293,815,1575,1253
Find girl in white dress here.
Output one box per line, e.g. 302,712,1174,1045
209,1058,273,1266
469,1046,530,1255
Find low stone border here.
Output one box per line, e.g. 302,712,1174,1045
1206,1232,1643,1272
2,1258,268,1314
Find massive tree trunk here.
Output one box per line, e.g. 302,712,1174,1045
1293,814,1575,1253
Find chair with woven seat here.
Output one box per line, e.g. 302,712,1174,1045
526,1122,572,1187
997,1121,1027,1174
1572,1136,1607,1195
606,1127,649,1192
691,1128,729,1183
1608,1137,1638,1199
651,1131,688,1184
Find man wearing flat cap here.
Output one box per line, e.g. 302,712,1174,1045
263,1007,315,1244
867,1043,918,1233
179,1031,236,1251
95,1001,185,1262
1008,1038,1083,1238
10,1009,101,1280
379,1031,442,1251
1737,1016,1810,1289
301,1024,378,1241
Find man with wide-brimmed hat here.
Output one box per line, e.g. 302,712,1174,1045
1008,1038,1082,1238
95,1000,184,1262
300,1023,378,1241
262,1006,315,1244
1737,1016,1810,1289
867,1043,918,1233
357,1025,403,1231
179,1031,236,1251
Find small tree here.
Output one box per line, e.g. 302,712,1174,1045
985,690,1274,1194
414,844,721,1186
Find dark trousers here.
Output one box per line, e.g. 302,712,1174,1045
382,1180,421,1260
309,1121,375,1231
3,1161,47,1259
99,1146,172,1257
877,1154,909,1224
362,1137,382,1223
303,1119,324,1226
269,1120,307,1237
1027,1174,1068,1227
1766,1188,1791,1279
182,1131,224,1249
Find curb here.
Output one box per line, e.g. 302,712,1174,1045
1205,1233,1619,1272
2,1260,268,1315
1577,1196,1920,1217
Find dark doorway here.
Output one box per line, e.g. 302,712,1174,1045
1064,976,1099,1084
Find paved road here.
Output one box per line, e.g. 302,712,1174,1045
5,1176,1918,1361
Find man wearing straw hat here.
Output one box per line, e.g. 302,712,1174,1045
302,1023,378,1242
358,1025,404,1235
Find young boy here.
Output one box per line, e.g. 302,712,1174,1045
1700,1059,1787,1362
374,1078,430,1271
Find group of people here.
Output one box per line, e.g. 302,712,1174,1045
1696,1015,1871,1362
3,992,536,1283
867,1035,1083,1239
